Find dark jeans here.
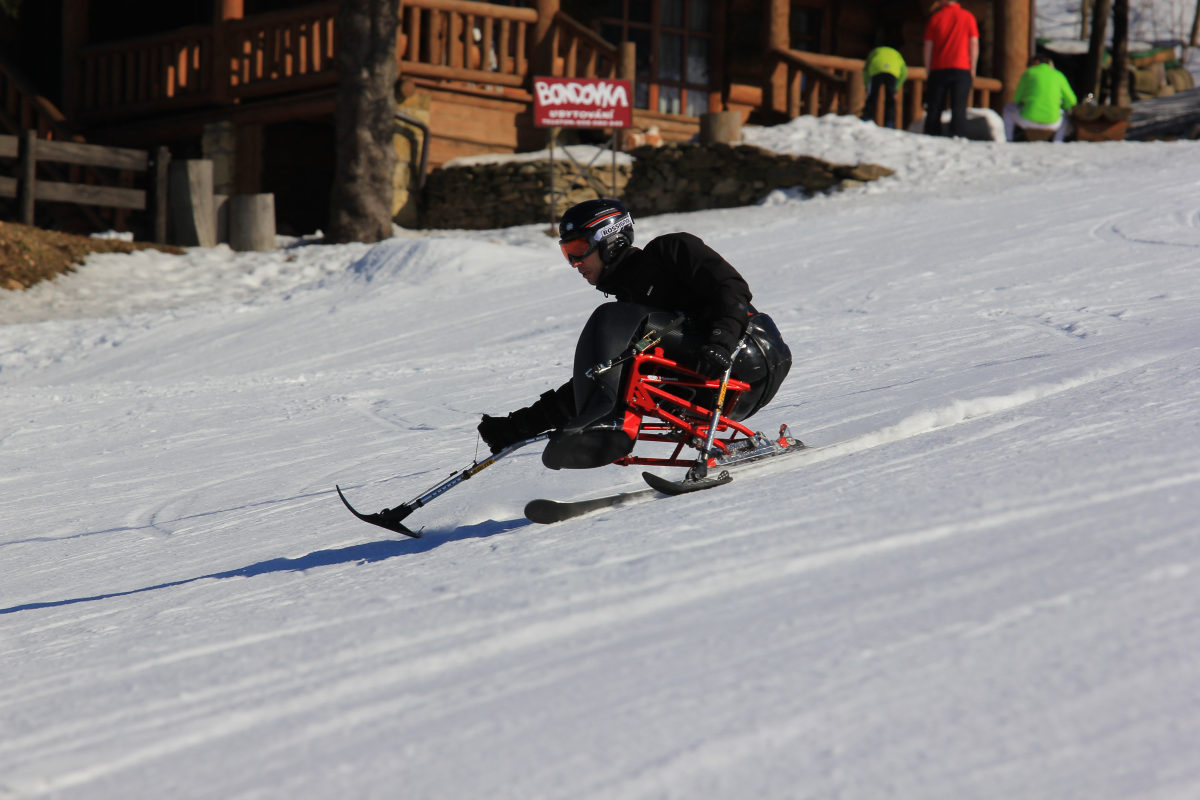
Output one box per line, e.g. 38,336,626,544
924,68,972,137
863,74,898,128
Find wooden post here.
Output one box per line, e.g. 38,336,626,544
1111,0,1129,106
766,0,789,116
213,0,245,105
1084,0,1112,100
907,78,925,129
17,131,37,225
847,74,865,117
60,0,89,121
229,193,276,251
214,194,230,243
533,0,560,76
618,41,637,150
709,0,727,112
998,0,1032,108
149,145,171,244
699,111,742,143
168,159,217,247
235,122,263,194
1192,0,1200,47
619,41,636,85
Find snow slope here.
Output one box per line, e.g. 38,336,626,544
3,112,1200,798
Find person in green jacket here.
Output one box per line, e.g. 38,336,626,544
1003,53,1078,142
862,46,908,129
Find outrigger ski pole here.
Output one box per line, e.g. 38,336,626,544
691,336,748,481
336,432,551,538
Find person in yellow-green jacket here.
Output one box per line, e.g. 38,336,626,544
1003,52,1078,142
862,46,908,129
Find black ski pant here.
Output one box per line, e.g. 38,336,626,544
863,74,898,128
924,68,973,137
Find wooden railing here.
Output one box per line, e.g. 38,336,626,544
0,55,76,140
548,11,620,80
768,49,865,119
75,5,339,119
227,3,338,98
768,48,1002,131
398,0,537,89
78,25,215,117
71,0,630,121
64,6,1013,142
901,66,1001,129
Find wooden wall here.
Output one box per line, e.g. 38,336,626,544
422,89,538,168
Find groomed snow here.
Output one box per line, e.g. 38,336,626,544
3,16,1200,796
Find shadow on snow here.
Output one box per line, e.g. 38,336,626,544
0,516,532,615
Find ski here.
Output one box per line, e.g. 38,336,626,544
641,469,732,495
524,489,655,524
706,428,808,473
527,426,808,524
640,427,808,494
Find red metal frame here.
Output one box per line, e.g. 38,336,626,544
611,347,757,469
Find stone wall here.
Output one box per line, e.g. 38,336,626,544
624,143,893,217
418,143,893,230
419,158,632,230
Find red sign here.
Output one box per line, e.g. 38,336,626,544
533,77,633,129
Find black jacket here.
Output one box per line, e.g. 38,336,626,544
596,232,753,350
518,232,754,431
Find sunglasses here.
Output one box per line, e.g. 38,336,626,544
560,237,599,264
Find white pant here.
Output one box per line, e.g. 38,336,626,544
1003,103,1067,142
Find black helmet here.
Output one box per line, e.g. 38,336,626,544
558,198,634,265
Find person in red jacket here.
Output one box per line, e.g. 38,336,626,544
923,0,979,137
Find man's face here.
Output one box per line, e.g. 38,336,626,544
561,237,605,285
570,248,605,285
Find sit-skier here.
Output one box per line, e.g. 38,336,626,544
478,198,792,469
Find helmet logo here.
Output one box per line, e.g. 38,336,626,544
593,214,632,241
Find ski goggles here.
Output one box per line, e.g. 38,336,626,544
560,237,599,264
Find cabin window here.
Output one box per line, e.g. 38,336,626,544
789,3,824,52
598,0,714,116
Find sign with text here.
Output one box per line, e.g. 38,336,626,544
533,77,633,129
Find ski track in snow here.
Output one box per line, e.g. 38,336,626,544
4,74,1200,799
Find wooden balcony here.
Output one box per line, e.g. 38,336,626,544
64,3,1006,141
66,1,627,121
74,3,340,124
8,0,1013,182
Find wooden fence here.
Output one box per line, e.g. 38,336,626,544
1,131,170,242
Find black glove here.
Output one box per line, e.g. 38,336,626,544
697,325,738,377
697,342,733,378
478,414,521,454
478,387,575,453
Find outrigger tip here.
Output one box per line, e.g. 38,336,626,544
335,484,423,539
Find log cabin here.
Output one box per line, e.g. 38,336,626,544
1,0,1031,233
